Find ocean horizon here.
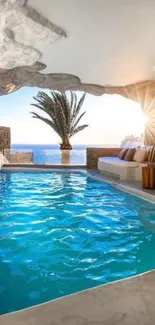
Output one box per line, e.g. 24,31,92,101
11,144,119,165
12,144,118,149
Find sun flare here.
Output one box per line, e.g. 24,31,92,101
143,114,149,124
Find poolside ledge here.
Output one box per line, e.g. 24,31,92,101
0,270,155,325
86,147,121,169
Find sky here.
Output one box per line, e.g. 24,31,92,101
0,87,145,145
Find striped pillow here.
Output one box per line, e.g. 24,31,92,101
118,148,128,160
124,148,136,161
148,146,155,162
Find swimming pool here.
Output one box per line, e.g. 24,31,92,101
0,171,155,315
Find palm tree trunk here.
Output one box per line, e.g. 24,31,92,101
60,139,72,150
61,150,71,164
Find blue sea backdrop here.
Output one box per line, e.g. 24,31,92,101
11,144,118,165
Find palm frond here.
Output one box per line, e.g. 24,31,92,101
31,90,88,146
70,124,89,138
70,91,75,110
71,111,86,132
52,92,69,137
31,112,64,137
70,93,86,127
70,92,78,123
32,92,64,136
75,93,86,117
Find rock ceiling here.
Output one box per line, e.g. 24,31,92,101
1,0,155,104
0,0,65,69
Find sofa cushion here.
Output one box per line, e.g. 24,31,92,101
98,157,138,167
118,148,128,160
124,148,136,161
133,148,147,163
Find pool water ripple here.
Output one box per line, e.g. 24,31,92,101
0,171,155,315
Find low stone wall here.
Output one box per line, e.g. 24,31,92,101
0,152,9,168
4,150,33,164
86,147,121,169
0,126,11,152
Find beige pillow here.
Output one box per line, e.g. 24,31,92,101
133,148,147,163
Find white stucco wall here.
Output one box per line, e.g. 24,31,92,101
29,0,155,86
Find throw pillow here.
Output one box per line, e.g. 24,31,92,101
118,148,129,160
124,148,136,161
133,148,147,163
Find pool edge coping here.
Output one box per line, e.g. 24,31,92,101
0,269,155,319
87,171,155,204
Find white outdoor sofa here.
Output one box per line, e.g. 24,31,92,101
98,157,148,181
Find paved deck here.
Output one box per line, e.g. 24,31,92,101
88,170,155,202
0,271,155,325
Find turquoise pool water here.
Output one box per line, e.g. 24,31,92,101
0,171,155,315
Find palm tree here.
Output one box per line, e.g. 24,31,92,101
31,91,89,150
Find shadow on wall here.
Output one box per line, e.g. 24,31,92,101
0,152,9,167
0,126,11,153
4,150,33,164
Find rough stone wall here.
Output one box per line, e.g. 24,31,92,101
87,148,121,169
0,0,66,69
4,150,33,163
0,152,9,168
0,126,11,152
